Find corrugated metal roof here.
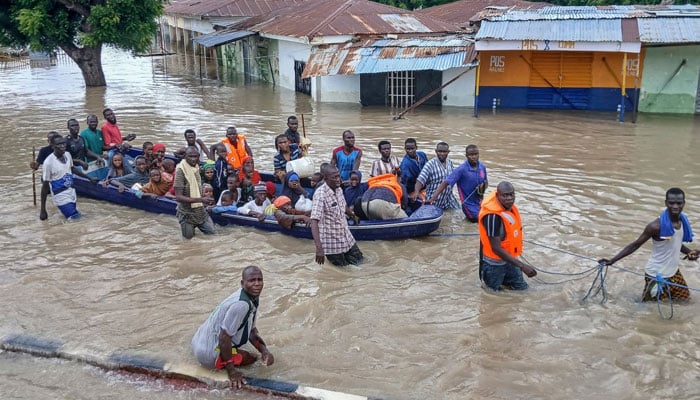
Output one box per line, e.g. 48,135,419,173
226,0,463,39
476,19,623,41
302,37,476,78
480,5,700,21
416,0,551,27
193,30,256,47
638,18,700,43
165,0,308,18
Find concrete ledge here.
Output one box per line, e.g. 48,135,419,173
0,334,376,400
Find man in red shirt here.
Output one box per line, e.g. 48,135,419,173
101,108,136,151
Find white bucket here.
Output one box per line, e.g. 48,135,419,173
286,157,315,178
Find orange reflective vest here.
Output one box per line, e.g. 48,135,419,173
478,190,523,260
220,135,249,169
367,173,403,203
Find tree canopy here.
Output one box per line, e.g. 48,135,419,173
0,0,165,86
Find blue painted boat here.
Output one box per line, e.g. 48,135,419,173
73,163,442,241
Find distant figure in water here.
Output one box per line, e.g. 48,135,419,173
191,266,274,389
599,187,699,302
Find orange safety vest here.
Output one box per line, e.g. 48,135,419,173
367,173,403,204
220,135,249,169
478,190,523,260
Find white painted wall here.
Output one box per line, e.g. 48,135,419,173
277,41,311,91
441,67,476,108
313,75,361,103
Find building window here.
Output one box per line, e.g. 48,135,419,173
386,71,415,108
295,60,311,95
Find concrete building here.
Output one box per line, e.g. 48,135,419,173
191,0,478,108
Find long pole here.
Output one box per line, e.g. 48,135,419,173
301,114,307,138
32,146,37,207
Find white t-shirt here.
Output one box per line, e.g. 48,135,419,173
42,152,76,207
238,198,271,215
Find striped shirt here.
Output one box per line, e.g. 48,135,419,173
370,155,401,177
417,158,459,209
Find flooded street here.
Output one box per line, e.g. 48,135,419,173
2,48,700,400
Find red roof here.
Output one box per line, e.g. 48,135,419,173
165,0,309,18
232,0,464,39
417,0,550,27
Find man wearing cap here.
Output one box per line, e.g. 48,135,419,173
238,183,271,221
311,163,363,266
192,265,274,389
174,146,216,239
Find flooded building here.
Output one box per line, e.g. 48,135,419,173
185,0,477,108
473,5,700,115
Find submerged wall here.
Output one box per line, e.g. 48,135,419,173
638,45,700,114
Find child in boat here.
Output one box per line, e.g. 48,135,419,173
103,151,132,182
238,184,270,221
217,174,241,206
141,168,174,199
142,142,155,166
213,144,228,197
211,190,238,214
343,170,368,212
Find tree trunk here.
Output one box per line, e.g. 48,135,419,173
60,43,106,87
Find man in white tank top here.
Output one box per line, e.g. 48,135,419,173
599,188,699,302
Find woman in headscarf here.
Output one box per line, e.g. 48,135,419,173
141,168,174,199
273,195,310,229
343,170,367,210
200,160,218,199
281,172,308,209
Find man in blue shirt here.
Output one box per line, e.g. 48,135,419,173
399,138,427,194
427,144,488,222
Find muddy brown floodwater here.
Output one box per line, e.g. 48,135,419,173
1,48,700,400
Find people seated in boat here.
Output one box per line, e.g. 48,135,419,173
210,190,238,214
104,151,132,180
370,140,401,178
284,115,301,145
152,143,166,170
343,170,368,212
330,129,362,183
80,114,107,163
142,141,155,167
140,168,175,199
201,161,218,199
101,108,136,152
238,156,261,186
281,172,312,212
273,134,302,182
161,158,175,184
173,146,186,162
220,126,253,171
217,174,241,206
238,183,271,221
273,195,310,229
104,155,150,192
358,173,408,220
185,128,212,161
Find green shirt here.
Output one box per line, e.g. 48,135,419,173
79,127,104,161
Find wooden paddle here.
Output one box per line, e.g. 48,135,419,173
32,146,36,207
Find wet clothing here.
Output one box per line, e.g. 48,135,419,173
444,161,488,221
417,158,459,209
400,151,428,194
641,221,691,301
642,268,690,302
43,152,80,219
174,166,215,239
478,191,525,291
311,182,358,262
332,146,361,181
191,288,258,369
